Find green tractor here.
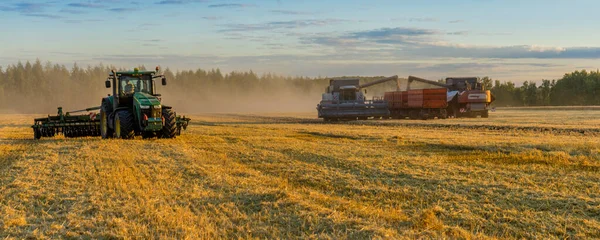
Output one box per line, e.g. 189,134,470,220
100,67,186,139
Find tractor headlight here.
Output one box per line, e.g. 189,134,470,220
140,105,150,109
153,105,161,109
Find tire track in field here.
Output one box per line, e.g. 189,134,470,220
212,114,600,136
181,127,406,239
218,123,600,238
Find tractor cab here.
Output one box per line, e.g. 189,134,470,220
119,75,154,96
106,68,165,98
101,67,179,139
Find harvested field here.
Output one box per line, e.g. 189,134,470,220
1,108,599,239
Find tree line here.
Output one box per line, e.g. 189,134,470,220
0,59,598,113
482,70,600,106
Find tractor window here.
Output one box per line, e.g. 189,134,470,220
120,76,153,95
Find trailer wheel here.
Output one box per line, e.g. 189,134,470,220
481,110,489,118
448,106,457,118
115,110,135,139
33,128,41,140
161,109,177,139
439,109,448,119
408,110,418,120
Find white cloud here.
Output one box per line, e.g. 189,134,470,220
527,45,566,53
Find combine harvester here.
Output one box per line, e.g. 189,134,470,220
316,75,399,121
32,67,190,139
317,75,495,121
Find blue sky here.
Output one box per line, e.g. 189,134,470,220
1,0,599,82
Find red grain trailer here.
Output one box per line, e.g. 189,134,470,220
384,88,448,119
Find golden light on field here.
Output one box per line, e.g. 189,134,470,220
1,109,599,238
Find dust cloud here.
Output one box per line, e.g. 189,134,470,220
161,86,322,114
0,67,427,115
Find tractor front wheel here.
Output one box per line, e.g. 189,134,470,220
100,102,114,139
115,110,135,139
161,109,177,138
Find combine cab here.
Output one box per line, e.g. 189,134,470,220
317,76,398,121
32,66,191,139
445,77,494,118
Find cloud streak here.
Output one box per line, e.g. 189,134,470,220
350,27,437,38
60,8,87,14
208,3,256,8
219,19,346,32
301,26,600,60
67,3,105,8
270,10,313,15
0,2,63,19
202,16,222,20
108,8,135,12
24,13,63,19
408,17,438,22
406,45,600,59
0,3,48,13
155,0,206,4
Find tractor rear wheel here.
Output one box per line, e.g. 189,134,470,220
101,101,113,139
115,110,135,139
161,109,177,138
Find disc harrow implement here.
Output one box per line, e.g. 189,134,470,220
32,107,101,139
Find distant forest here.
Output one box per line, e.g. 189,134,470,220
0,59,598,113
